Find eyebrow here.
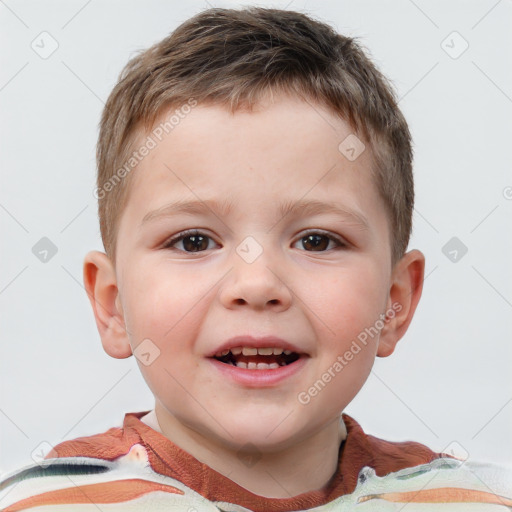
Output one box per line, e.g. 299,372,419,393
140,198,369,229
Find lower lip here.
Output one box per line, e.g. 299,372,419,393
207,356,308,387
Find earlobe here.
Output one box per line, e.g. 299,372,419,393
377,249,425,358
83,250,132,359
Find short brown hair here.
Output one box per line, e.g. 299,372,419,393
96,6,413,266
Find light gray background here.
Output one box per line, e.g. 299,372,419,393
1,0,511,478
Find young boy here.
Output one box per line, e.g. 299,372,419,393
1,6,511,511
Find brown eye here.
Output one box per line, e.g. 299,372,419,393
295,231,346,252
302,234,330,251
163,230,215,252
181,234,210,252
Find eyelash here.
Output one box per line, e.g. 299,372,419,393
161,229,347,253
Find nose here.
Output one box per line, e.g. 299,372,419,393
219,240,293,311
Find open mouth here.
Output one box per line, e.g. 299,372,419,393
212,347,302,370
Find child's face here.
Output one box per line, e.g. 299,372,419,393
87,93,423,451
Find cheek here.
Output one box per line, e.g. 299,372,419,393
316,265,388,343
122,264,202,344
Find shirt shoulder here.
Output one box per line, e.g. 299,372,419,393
363,427,444,471
340,413,448,480
45,417,138,461
0,413,211,511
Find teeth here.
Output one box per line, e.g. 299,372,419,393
214,346,296,358
260,362,280,369
236,361,280,370
257,347,273,355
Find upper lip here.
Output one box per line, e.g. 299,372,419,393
206,335,308,358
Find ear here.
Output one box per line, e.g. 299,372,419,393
83,250,132,359
377,249,425,358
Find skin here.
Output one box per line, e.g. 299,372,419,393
83,92,425,499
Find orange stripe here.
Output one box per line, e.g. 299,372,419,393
358,487,512,507
3,478,184,511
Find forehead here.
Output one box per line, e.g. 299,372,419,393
142,96,350,169
120,94,388,238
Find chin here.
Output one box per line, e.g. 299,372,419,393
221,415,302,452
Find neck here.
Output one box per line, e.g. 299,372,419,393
146,404,346,498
